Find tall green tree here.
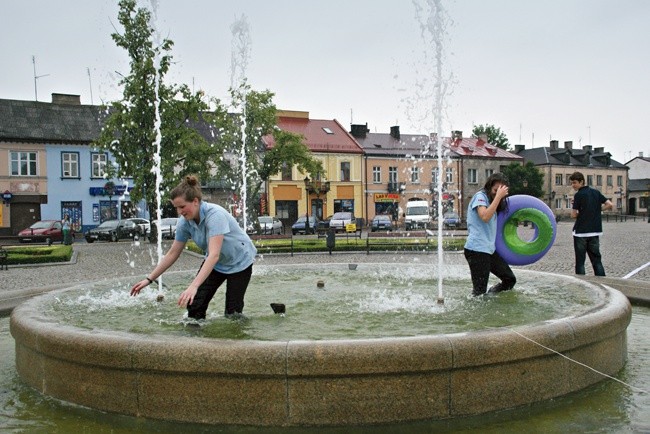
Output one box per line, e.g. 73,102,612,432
209,83,323,219
95,0,210,217
502,161,544,198
472,124,510,150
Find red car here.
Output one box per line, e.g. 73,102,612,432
18,220,65,244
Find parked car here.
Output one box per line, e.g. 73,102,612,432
292,215,320,235
150,217,179,240
84,219,141,243
256,216,283,235
329,212,354,232
127,218,151,236
442,211,461,229
370,215,394,232
18,220,64,244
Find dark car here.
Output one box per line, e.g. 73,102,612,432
84,219,140,243
292,215,320,235
442,211,461,229
18,220,64,244
150,217,179,240
370,215,394,232
127,218,151,236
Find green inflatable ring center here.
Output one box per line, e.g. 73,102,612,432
502,208,553,256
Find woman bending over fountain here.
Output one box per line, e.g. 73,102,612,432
463,173,516,296
130,175,257,318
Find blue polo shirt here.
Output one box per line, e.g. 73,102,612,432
464,190,497,254
175,202,256,273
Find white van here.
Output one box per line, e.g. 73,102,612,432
404,200,431,230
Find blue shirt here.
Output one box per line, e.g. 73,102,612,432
175,202,257,273
464,190,497,254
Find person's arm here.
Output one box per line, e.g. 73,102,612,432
602,199,613,211
571,209,578,219
477,185,509,223
177,234,224,307
130,240,186,296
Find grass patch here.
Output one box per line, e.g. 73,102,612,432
3,245,73,265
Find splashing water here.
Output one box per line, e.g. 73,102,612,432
413,0,454,303
230,14,252,229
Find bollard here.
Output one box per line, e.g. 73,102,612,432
326,228,336,255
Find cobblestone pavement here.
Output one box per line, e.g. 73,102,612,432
1,220,648,296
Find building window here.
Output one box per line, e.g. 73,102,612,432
281,163,291,181
431,168,439,186
10,151,38,176
467,168,478,184
62,152,79,178
587,175,593,186
340,162,350,182
565,198,571,208
445,168,453,183
640,197,648,209
388,167,398,184
616,198,622,209
596,175,602,186
555,198,562,209
485,169,494,180
555,174,563,185
334,199,354,213
91,153,108,178
410,166,420,183
607,175,613,186
372,166,381,183
617,176,623,187
566,174,571,185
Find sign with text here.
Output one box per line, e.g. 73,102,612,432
374,193,399,203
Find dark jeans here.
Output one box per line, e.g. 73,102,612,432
573,236,606,276
464,248,517,296
187,263,253,319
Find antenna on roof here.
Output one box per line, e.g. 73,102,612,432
87,67,94,105
32,55,50,102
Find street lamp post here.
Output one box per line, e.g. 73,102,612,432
304,177,310,234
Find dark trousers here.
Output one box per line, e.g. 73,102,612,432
464,248,517,296
573,236,605,276
187,263,253,319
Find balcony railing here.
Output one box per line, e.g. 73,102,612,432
306,181,330,195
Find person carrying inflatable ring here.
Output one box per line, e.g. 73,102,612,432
463,173,517,296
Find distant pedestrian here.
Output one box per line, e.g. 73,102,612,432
61,214,72,245
569,171,613,276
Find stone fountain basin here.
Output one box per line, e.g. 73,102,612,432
10,271,631,427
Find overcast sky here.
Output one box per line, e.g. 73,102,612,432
2,0,649,164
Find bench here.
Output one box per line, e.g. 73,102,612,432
365,231,435,255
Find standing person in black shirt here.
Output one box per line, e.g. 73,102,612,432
569,171,613,276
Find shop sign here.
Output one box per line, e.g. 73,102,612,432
374,193,400,203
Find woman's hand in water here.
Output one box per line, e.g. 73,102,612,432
130,279,150,296
178,285,198,307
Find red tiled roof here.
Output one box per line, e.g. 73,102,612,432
263,116,363,154
446,137,522,159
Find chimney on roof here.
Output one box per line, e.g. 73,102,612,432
350,123,369,139
564,141,573,150
582,145,592,152
452,130,463,140
594,147,604,154
514,144,525,153
478,133,488,144
640,152,645,157
52,93,81,105
390,125,400,140
550,140,559,150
